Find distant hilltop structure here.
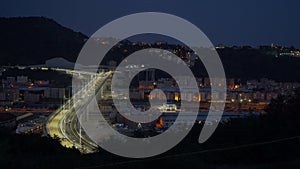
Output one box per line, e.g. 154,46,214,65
43,57,102,70
45,57,75,69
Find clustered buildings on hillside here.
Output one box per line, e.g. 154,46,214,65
131,76,299,104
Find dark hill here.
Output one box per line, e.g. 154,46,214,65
191,47,300,82
217,47,300,82
0,16,87,65
1,17,300,82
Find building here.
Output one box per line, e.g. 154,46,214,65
7,76,15,83
20,87,45,103
6,88,19,102
17,76,28,84
227,78,235,89
44,87,65,99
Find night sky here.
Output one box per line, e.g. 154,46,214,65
1,0,300,47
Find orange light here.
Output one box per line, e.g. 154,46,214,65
156,117,163,128
174,92,179,101
28,83,34,88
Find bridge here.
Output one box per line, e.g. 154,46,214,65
45,70,112,153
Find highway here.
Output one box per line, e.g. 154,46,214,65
46,70,112,153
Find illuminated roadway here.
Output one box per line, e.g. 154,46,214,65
46,70,112,153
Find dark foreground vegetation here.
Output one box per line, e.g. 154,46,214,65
1,89,300,169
